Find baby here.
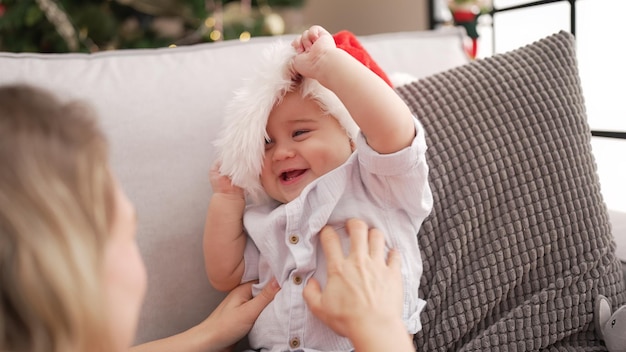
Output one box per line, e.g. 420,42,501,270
204,25,433,351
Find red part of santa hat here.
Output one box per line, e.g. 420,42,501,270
333,30,393,87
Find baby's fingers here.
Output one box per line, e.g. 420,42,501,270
300,29,314,50
291,35,304,54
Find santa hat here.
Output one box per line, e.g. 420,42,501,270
333,30,393,87
214,30,390,203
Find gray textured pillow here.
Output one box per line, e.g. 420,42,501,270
396,31,626,351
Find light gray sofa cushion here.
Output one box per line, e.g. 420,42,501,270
396,31,626,350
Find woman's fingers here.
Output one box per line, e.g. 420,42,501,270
368,227,387,263
345,218,369,259
319,225,344,266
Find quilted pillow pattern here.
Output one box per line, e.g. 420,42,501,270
396,31,626,351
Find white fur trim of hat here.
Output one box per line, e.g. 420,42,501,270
214,40,359,203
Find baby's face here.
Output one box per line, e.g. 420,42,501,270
261,91,353,203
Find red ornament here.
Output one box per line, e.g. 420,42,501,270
0,4,6,17
448,0,492,60
452,9,477,23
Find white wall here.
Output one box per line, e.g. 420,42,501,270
297,0,428,35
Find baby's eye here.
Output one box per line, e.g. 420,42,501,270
264,137,273,150
264,137,273,144
293,130,309,138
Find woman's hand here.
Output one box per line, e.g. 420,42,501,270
130,279,280,352
203,279,280,352
303,218,415,352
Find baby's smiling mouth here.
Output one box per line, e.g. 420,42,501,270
281,169,306,182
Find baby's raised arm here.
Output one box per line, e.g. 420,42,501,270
203,162,247,292
291,25,415,154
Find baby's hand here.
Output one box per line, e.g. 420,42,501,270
291,25,336,80
210,162,244,197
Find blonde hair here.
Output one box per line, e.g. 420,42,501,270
0,84,116,352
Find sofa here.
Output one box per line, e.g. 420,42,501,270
1,27,625,351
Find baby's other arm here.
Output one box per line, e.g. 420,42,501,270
203,162,247,292
291,25,415,154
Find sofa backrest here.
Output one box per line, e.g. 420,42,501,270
0,28,468,347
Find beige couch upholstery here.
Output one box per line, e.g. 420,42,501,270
1,27,624,351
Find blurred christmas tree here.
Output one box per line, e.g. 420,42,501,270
0,0,305,53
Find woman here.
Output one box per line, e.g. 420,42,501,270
0,83,414,352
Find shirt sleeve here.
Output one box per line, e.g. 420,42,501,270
357,116,427,173
356,116,433,214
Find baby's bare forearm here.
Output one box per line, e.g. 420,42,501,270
203,193,246,291
316,49,415,154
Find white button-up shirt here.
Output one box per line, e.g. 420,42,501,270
242,117,433,352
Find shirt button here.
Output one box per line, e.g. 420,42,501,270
293,275,303,285
290,337,300,348
289,234,299,244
